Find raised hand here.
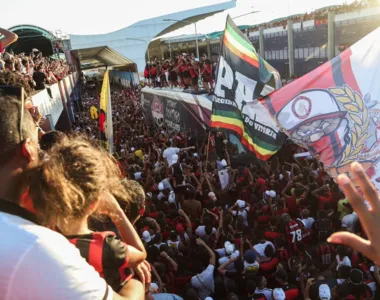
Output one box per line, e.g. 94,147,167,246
328,162,380,263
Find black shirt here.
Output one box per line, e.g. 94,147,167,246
33,71,47,90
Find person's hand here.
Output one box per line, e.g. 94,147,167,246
229,256,238,262
160,251,169,259
134,260,151,287
97,192,121,216
178,209,185,216
196,238,205,246
328,162,380,263
306,278,315,289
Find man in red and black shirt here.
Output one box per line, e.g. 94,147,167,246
67,231,133,292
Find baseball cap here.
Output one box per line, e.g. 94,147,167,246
193,153,199,158
224,241,235,254
319,284,331,300
244,250,256,264
208,192,217,201
142,230,152,242
265,190,277,198
172,154,179,163
221,159,227,167
131,147,135,152
273,288,285,300
237,199,246,208
176,223,185,234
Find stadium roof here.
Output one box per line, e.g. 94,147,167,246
71,46,135,69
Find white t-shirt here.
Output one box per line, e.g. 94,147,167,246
336,255,351,270
341,212,358,232
255,288,273,300
300,217,315,230
163,147,180,166
191,264,215,300
0,212,113,300
232,208,248,226
195,225,216,238
253,241,275,260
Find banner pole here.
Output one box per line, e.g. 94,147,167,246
205,131,211,172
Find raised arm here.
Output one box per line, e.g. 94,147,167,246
179,209,192,237
0,28,18,48
196,238,216,266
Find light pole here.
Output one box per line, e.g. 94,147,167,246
125,37,151,62
232,10,260,20
163,18,199,60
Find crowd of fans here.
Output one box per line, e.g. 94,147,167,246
143,53,215,94
1,19,380,300
0,27,69,95
62,81,380,300
248,0,377,32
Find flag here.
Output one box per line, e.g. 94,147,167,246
265,27,380,188
211,15,286,160
99,70,114,153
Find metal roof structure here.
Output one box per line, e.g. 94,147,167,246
71,46,135,69
70,0,236,72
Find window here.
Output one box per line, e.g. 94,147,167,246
284,49,288,59
276,50,280,59
295,48,299,59
298,48,304,59
280,50,284,59
309,47,314,58
267,51,271,60
314,47,320,58
272,50,276,59
304,48,309,59
320,46,326,58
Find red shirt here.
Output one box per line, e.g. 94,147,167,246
286,196,297,217
318,192,334,209
259,257,279,278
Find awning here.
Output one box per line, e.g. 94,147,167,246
71,46,135,69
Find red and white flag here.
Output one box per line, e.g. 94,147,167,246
264,27,380,188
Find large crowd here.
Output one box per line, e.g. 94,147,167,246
248,0,377,32
61,80,380,300
0,28,69,95
2,13,380,300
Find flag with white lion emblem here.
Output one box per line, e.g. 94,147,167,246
265,27,380,189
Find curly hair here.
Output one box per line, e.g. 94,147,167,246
29,135,131,226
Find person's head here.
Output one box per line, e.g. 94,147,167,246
120,179,145,224
301,208,310,219
336,245,348,257
255,229,265,242
256,276,267,289
29,136,130,227
281,213,291,223
344,202,354,214
288,256,301,271
0,95,40,204
275,268,288,284
244,250,256,264
273,288,286,300
264,244,275,259
245,279,256,295
337,265,352,279
348,268,364,285
39,131,66,152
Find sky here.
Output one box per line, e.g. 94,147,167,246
2,0,355,38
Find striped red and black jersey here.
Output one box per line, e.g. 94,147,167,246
284,220,304,245
315,242,335,267
67,231,133,292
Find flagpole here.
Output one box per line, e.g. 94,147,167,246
205,131,211,172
